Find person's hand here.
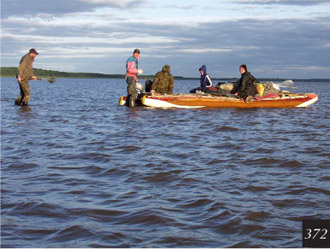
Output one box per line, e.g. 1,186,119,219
151,90,155,96
138,69,143,75
31,76,38,80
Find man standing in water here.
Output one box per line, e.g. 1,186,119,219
126,49,143,107
15,48,40,106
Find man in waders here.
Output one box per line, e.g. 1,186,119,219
15,48,39,106
125,49,143,107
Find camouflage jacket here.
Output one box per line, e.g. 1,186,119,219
17,53,34,80
152,65,174,94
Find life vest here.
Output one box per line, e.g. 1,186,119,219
256,83,265,96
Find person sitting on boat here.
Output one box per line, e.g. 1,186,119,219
151,65,174,94
145,79,153,92
190,65,216,93
231,64,258,102
126,48,143,107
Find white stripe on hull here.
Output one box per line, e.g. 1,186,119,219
143,98,205,109
296,96,318,107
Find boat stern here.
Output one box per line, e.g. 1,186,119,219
119,96,126,106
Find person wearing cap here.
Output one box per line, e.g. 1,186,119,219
15,48,39,106
125,48,143,107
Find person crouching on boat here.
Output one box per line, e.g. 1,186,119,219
126,48,143,107
190,65,215,93
151,65,174,95
231,64,258,102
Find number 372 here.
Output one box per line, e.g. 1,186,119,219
304,228,328,240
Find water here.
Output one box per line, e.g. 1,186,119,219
1,77,330,248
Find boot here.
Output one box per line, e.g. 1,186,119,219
245,96,253,103
125,95,130,106
15,99,21,105
129,97,136,108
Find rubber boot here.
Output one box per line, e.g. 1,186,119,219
125,95,130,107
15,99,22,105
129,97,136,108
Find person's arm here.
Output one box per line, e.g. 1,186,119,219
240,74,248,92
168,76,174,94
151,73,160,94
17,56,28,81
152,73,160,91
206,75,213,87
231,79,240,94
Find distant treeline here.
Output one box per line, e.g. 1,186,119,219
1,67,195,79
1,67,329,82
1,67,125,79
0,66,190,80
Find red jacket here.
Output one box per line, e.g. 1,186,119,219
126,56,139,82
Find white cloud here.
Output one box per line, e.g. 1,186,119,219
178,48,233,53
234,0,330,6
2,33,179,45
300,66,330,71
81,0,130,7
1,0,329,78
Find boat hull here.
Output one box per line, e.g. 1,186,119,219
119,93,318,109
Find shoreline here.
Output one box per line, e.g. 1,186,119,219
1,67,329,82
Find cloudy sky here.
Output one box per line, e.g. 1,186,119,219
1,0,330,78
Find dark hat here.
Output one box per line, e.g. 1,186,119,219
133,48,140,54
29,48,39,55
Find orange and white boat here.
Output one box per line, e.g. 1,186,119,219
119,92,318,109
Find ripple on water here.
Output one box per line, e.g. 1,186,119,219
1,78,329,248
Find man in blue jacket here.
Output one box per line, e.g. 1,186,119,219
190,65,214,93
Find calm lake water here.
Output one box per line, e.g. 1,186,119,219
1,77,330,248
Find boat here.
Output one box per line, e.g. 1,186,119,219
119,92,318,109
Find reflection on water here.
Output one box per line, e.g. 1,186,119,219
1,77,330,247
18,105,32,113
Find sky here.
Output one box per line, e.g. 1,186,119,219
1,0,330,79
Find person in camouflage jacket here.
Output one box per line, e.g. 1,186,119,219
151,65,174,94
15,48,39,106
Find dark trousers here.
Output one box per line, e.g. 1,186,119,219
190,87,216,93
238,87,258,100
15,80,30,105
190,87,203,93
126,77,137,107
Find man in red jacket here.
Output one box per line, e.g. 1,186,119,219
125,49,143,107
